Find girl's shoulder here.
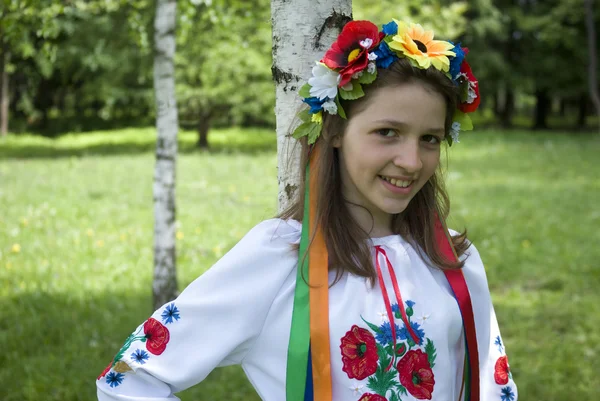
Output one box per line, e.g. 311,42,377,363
247,217,302,246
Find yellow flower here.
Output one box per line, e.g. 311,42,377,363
388,21,455,72
11,244,21,253
176,231,184,240
311,111,323,124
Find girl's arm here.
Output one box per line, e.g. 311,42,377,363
96,219,299,400
462,243,518,401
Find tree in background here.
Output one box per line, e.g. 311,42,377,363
153,0,179,309
585,0,600,132
272,0,352,213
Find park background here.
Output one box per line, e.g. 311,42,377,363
1,0,599,400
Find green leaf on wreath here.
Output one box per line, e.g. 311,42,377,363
292,122,321,144
298,109,311,123
299,83,312,98
357,69,377,84
425,338,437,368
334,96,347,119
339,82,365,100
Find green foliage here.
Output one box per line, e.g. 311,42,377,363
0,128,599,400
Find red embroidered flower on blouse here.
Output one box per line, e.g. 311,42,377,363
97,360,112,380
494,355,511,385
143,317,170,355
321,20,384,87
396,349,435,400
358,394,387,401
340,325,379,380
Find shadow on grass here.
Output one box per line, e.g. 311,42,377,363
1,290,260,401
0,139,278,160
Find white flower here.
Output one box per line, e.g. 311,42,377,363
348,381,365,396
368,52,378,61
466,81,477,104
308,62,340,100
359,38,373,49
352,71,364,79
377,311,388,322
322,100,338,115
450,121,461,143
416,313,431,326
367,62,376,74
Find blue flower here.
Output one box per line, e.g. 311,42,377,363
106,372,124,388
398,321,425,344
382,21,398,36
495,335,504,353
373,41,399,69
161,303,180,324
302,96,325,114
391,303,400,313
449,42,466,80
405,300,415,308
375,321,402,345
501,386,515,401
131,349,149,364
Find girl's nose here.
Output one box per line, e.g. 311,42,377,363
393,139,422,173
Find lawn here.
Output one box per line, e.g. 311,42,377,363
0,127,599,400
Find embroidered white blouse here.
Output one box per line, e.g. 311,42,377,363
96,218,518,401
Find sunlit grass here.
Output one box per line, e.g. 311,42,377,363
0,127,599,400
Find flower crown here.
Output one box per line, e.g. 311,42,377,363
293,19,480,146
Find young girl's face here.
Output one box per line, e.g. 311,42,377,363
334,81,446,234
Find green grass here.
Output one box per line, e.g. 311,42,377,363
1,127,599,400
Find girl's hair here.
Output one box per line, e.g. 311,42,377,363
276,57,470,285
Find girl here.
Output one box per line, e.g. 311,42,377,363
96,19,517,401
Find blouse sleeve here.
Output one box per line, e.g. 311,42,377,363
96,218,301,401
461,243,518,401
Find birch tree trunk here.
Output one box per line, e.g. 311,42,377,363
584,0,600,133
0,43,9,137
152,0,179,310
271,0,352,212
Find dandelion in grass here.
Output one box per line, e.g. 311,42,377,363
106,372,124,388
131,349,149,364
161,303,180,324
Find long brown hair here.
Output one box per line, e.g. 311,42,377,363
276,58,470,285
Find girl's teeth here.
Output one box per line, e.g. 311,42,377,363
382,176,412,188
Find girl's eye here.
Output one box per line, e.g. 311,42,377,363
375,129,397,138
422,134,442,144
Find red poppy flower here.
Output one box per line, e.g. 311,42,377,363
457,61,480,113
397,350,435,400
339,325,379,380
97,361,112,380
143,317,170,355
494,355,510,385
321,20,384,87
358,394,387,401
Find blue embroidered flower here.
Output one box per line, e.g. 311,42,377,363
131,349,149,364
302,96,325,114
391,303,399,313
161,303,180,324
495,335,504,353
375,321,402,345
374,41,399,69
501,386,515,401
449,42,466,80
382,21,398,36
405,300,415,308
398,321,425,344
106,372,124,388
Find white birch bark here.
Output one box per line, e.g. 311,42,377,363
271,0,352,212
153,0,179,309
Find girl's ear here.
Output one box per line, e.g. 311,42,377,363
332,135,342,148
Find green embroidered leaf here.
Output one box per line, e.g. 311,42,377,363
377,343,391,366
425,338,437,368
292,122,321,144
368,368,398,396
406,306,414,317
357,69,377,84
334,96,347,119
407,337,416,348
396,384,408,396
390,392,399,401
339,82,365,100
299,83,312,98
298,109,311,123
394,310,401,319
361,316,383,334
